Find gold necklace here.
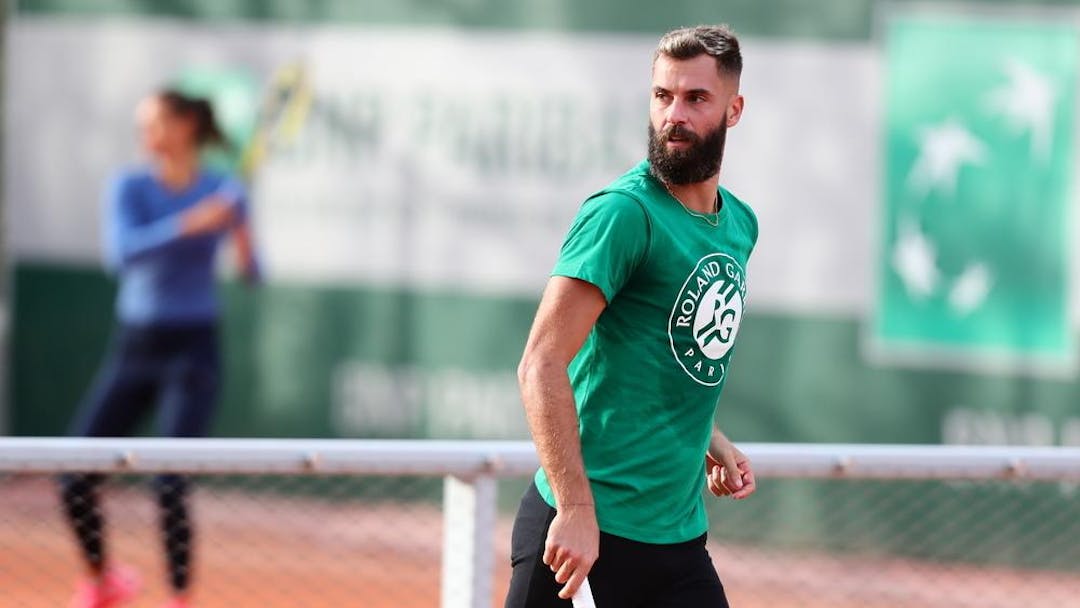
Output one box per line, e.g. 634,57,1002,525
664,184,720,227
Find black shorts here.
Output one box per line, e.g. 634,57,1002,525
504,482,730,608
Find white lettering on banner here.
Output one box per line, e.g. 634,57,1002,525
266,91,636,177
333,362,527,438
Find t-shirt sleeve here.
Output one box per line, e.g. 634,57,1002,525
746,203,759,253
551,192,650,303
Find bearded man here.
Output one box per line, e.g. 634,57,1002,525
506,24,760,608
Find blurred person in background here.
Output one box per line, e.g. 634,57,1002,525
509,25,756,607
58,89,259,608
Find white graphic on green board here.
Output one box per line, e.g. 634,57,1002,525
876,18,1078,372
890,217,940,301
906,118,987,197
984,58,1056,163
947,261,993,317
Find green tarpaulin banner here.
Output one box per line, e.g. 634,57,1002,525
876,17,1078,376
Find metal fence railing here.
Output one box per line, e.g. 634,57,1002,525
1,439,1078,607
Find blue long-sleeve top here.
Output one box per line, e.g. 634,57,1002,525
104,166,251,326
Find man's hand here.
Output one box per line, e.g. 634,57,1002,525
543,505,599,601
706,436,756,500
180,197,237,236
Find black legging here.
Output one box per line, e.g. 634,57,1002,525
60,473,193,590
59,323,219,592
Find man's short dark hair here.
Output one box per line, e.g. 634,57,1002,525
654,25,742,78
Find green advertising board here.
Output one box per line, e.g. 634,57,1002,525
875,17,1078,375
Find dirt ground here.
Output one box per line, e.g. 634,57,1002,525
1,477,1077,607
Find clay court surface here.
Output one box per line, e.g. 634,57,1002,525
2,476,1078,607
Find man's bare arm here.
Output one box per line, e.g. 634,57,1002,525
517,276,607,599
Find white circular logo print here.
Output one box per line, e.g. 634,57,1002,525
668,253,747,386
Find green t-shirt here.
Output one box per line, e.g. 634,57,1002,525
534,159,759,544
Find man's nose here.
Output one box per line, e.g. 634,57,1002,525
665,99,689,126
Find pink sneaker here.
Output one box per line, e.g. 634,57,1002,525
68,565,141,608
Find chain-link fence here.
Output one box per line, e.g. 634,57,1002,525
1,473,457,607
0,440,1078,607
707,478,1080,608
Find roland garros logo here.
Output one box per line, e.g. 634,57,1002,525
668,253,747,386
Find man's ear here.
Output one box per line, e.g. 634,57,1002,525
726,94,745,128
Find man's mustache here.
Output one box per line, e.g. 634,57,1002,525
660,123,701,144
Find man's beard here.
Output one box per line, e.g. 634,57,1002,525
647,119,728,185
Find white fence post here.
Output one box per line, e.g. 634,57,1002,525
441,473,497,608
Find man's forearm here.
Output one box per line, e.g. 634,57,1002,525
519,359,594,508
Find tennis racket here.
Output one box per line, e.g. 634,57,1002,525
572,577,596,608
226,60,313,282
238,60,314,182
